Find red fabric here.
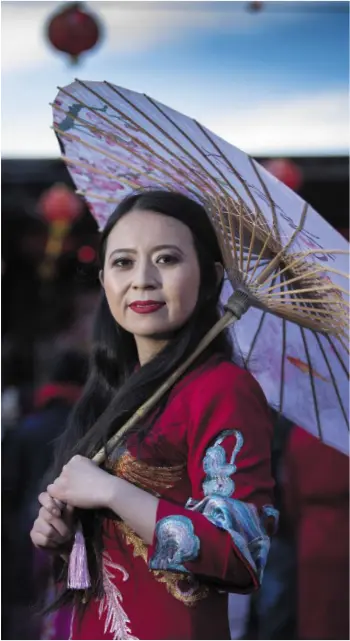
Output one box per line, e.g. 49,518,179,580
284,425,349,640
71,356,276,640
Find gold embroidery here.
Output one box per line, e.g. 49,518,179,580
117,521,147,562
115,522,209,606
153,571,209,606
112,451,185,495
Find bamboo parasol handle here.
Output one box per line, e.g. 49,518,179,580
91,290,250,466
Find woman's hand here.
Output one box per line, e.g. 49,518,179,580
47,455,117,510
30,491,74,553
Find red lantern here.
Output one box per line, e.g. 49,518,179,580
46,2,101,64
39,183,83,224
263,158,303,192
78,245,96,264
38,183,83,279
248,2,263,11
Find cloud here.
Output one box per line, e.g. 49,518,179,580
1,1,297,72
2,86,347,157
1,1,54,72
205,89,349,154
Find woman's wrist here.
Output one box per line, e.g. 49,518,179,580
104,474,124,513
104,475,159,545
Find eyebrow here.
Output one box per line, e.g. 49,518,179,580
109,244,184,258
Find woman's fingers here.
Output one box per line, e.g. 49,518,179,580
31,517,64,546
38,492,74,523
38,506,72,540
53,498,65,511
32,491,75,552
30,530,58,549
64,503,74,515
38,491,62,517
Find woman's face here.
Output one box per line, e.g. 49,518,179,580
102,209,201,345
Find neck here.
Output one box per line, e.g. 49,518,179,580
134,336,169,366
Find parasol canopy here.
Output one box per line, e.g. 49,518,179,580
52,80,349,455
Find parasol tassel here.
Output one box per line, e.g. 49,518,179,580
67,522,91,590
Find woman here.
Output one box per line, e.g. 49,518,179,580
31,190,278,640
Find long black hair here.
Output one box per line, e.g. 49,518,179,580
49,190,234,605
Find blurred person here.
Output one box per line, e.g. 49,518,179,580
283,425,349,640
253,414,297,640
242,414,297,640
228,593,252,639
1,337,36,436
30,191,278,640
55,288,100,354
2,350,88,640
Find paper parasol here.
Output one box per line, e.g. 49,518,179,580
52,80,349,455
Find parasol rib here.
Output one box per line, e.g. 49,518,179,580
314,333,349,428
283,273,323,440
324,335,350,379
52,102,215,202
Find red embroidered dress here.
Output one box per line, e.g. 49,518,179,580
70,356,278,640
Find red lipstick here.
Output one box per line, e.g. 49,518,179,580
129,301,165,314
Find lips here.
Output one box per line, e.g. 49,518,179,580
129,301,166,315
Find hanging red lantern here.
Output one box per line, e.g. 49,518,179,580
248,2,263,11
39,183,83,224
46,2,101,64
263,158,303,192
38,183,84,279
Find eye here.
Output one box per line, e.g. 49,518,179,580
156,254,180,265
112,257,133,268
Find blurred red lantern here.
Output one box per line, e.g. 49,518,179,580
46,2,101,64
38,183,83,224
248,1,263,11
38,184,84,279
263,158,303,192
78,245,96,264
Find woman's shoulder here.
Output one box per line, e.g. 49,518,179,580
173,355,273,442
177,354,266,406
193,355,261,388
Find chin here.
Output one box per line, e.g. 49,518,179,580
128,320,170,333
129,319,183,338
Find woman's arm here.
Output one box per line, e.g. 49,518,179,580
48,363,278,593
107,475,159,545
47,455,159,545
145,364,279,591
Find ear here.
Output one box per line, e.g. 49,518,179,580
214,262,224,287
99,270,105,288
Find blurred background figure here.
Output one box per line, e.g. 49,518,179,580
2,350,88,640
228,593,252,639
283,425,349,641
240,414,297,640
253,414,297,640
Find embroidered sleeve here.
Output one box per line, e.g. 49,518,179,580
148,363,278,592
185,496,278,585
149,515,200,571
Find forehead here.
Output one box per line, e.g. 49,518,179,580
106,209,194,250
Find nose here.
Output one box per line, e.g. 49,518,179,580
131,257,158,290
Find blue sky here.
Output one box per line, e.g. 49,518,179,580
2,1,348,157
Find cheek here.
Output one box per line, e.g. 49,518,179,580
103,274,125,321
168,267,200,318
